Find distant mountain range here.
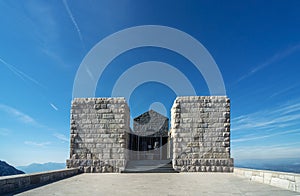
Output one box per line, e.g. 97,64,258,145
235,158,300,174
16,162,66,174
0,160,25,176
2,159,300,175
16,159,300,174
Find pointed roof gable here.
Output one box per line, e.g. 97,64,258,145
133,110,169,137
134,109,168,122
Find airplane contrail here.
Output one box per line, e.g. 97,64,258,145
236,44,300,83
62,0,86,51
0,57,45,88
50,103,59,111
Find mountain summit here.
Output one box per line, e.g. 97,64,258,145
0,160,24,176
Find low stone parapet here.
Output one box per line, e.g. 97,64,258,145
234,167,300,193
0,168,80,194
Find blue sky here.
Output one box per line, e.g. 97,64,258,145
0,0,300,166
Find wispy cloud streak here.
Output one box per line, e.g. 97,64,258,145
232,129,300,143
0,57,44,88
237,44,300,82
62,0,86,51
232,101,300,132
1,57,61,118
24,141,51,147
0,104,37,125
232,100,300,144
269,84,299,98
53,133,68,142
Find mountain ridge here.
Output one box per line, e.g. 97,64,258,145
0,160,25,176
16,162,66,174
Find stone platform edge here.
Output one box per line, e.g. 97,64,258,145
0,167,80,194
234,167,300,193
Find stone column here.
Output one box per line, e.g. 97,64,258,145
170,96,234,172
66,97,130,173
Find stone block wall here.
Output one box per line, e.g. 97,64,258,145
170,96,234,172
66,98,130,173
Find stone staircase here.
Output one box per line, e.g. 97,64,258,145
122,160,178,173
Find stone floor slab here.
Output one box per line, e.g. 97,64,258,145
15,173,299,196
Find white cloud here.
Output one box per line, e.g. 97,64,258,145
53,133,69,142
0,104,39,125
232,101,300,132
231,100,300,152
232,129,300,143
24,141,51,147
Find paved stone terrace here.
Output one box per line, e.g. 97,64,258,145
15,173,298,196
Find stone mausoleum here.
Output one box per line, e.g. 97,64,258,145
66,96,234,173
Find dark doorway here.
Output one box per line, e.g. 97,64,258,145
129,134,168,160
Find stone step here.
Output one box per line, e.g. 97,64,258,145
122,168,177,173
126,160,171,166
122,160,178,173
